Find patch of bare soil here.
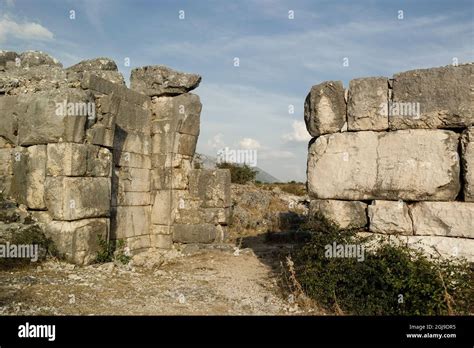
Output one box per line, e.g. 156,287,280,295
0,243,321,315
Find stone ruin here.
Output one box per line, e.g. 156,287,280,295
0,50,231,264
305,63,474,261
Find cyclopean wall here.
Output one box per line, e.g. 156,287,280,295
0,50,231,264
304,63,474,261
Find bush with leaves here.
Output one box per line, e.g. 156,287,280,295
96,237,131,265
216,162,257,184
289,213,473,315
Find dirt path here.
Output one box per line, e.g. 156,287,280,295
0,243,318,315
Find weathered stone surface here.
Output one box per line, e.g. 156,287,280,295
304,81,346,137
368,200,413,235
189,169,231,208
111,206,150,239
0,148,13,176
87,126,115,148
18,51,62,68
407,235,474,262
0,51,18,68
116,99,151,134
151,132,174,155
111,191,151,206
113,167,150,192
347,77,388,131
309,199,367,229
45,177,110,220
172,224,219,244
151,93,201,136
114,151,151,169
461,127,474,201
0,95,28,144
175,206,231,225
67,58,125,85
47,143,111,177
390,64,473,129
124,235,151,251
11,145,46,209
307,130,460,200
45,218,108,265
113,128,151,155
18,89,92,145
174,133,198,156
47,143,87,176
151,163,190,190
130,65,201,97
151,190,175,225
150,233,172,249
411,202,474,238
81,73,149,107
86,145,112,177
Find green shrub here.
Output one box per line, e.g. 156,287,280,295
289,213,473,315
95,237,131,265
216,162,257,184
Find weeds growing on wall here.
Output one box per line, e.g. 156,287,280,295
287,212,474,315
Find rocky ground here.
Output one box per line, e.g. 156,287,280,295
0,183,321,316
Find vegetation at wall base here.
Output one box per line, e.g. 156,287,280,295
287,212,474,315
96,237,131,265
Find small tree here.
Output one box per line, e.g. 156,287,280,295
216,162,257,184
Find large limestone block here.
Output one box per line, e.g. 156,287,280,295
111,191,151,206
47,143,87,176
45,177,111,220
116,99,151,134
189,169,231,208
151,93,201,136
304,81,346,137
151,132,174,155
0,148,13,176
45,218,109,265
309,199,367,229
111,206,151,239
124,235,151,252
47,143,111,177
18,89,91,145
114,151,151,169
66,57,125,85
308,130,460,200
86,145,112,177
81,73,149,107
87,125,115,148
0,95,28,144
368,200,413,235
407,235,474,262
390,64,473,129
174,133,198,156
172,224,221,244
347,77,388,131
410,202,474,238
461,127,474,201
11,145,46,209
113,167,150,192
150,233,173,249
130,65,201,97
113,128,151,155
151,190,174,225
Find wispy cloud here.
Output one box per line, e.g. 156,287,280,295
0,15,54,42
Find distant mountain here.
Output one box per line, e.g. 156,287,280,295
194,153,280,183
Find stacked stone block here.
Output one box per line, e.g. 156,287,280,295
131,66,230,248
305,63,474,261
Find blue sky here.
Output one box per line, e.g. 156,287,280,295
1,0,473,181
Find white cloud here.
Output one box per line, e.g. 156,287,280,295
282,120,311,142
239,137,261,149
258,150,295,160
0,15,54,42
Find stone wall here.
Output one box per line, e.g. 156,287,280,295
304,63,474,261
0,50,230,264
